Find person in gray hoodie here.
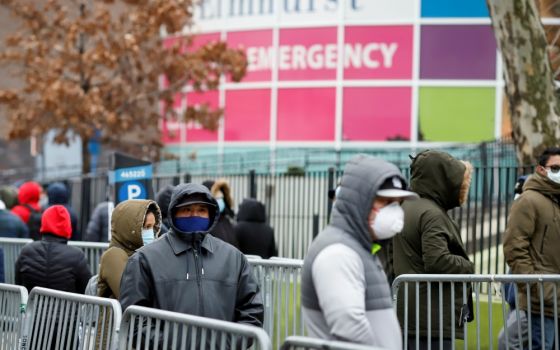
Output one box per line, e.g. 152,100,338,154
301,154,418,349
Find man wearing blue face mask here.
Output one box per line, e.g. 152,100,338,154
119,183,264,348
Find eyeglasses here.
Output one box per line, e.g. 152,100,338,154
546,165,560,173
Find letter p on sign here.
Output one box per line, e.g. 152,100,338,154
118,181,147,202
128,184,142,199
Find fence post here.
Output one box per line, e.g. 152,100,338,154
80,176,92,236
183,173,192,184
327,167,335,219
172,175,180,186
312,214,319,239
249,170,257,199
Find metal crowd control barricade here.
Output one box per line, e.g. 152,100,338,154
280,336,385,350
20,287,122,350
119,305,272,350
69,241,109,276
248,257,305,349
392,274,560,350
0,283,28,349
0,237,32,284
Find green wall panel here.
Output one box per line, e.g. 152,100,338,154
419,87,495,142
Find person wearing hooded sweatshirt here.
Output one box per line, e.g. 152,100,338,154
97,199,161,299
11,181,43,239
46,182,81,241
155,185,174,236
504,147,560,350
15,205,91,293
392,150,474,349
203,179,239,248
0,199,29,238
119,183,263,348
0,185,19,210
235,198,277,258
301,155,418,349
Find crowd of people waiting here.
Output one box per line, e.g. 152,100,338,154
1,147,560,349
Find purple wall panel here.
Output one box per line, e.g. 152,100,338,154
420,25,496,79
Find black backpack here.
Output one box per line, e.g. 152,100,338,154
24,204,42,241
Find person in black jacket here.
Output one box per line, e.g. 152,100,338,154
235,198,277,258
46,182,81,240
15,205,91,293
155,185,174,236
119,183,263,348
84,201,110,242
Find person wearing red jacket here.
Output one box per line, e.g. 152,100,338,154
11,181,42,224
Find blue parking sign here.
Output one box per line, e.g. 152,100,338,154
118,181,147,202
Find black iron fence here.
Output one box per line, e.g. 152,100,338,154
51,163,529,273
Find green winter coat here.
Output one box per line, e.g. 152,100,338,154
504,173,560,317
98,199,161,299
96,200,161,349
392,150,474,340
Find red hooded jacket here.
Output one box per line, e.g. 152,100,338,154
11,181,42,224
40,205,72,239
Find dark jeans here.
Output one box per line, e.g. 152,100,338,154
530,314,555,350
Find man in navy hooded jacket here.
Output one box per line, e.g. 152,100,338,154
120,183,263,331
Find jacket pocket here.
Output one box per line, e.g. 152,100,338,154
540,225,549,254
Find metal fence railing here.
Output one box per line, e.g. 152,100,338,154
68,241,109,276
392,274,560,350
0,237,32,285
119,305,272,350
248,257,305,348
0,283,28,350
20,287,122,350
280,336,384,350
0,238,109,284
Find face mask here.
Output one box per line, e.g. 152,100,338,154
141,228,154,245
39,195,48,208
174,217,210,233
546,169,560,184
370,202,404,240
216,198,225,213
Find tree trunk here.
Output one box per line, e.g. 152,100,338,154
487,0,560,165
81,136,91,174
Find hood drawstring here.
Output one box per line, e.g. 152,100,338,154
186,250,190,280
200,249,205,276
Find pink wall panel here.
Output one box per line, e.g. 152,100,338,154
185,91,219,142
344,26,413,79
277,88,335,141
227,30,273,82
343,87,411,141
278,27,337,81
225,89,271,141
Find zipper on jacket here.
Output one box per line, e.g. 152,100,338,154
541,225,549,254
193,247,205,315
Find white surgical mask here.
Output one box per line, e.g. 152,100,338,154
546,169,560,184
141,228,154,245
370,202,404,240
